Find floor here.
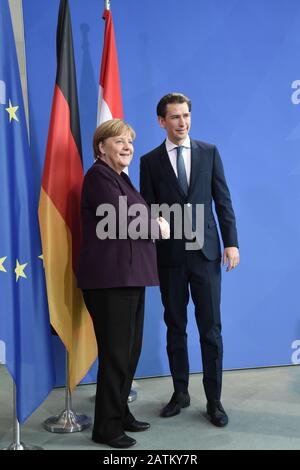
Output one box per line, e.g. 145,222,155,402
1,365,300,450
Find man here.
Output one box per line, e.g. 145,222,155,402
140,93,239,427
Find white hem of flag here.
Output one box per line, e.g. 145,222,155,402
97,86,128,175
97,86,113,125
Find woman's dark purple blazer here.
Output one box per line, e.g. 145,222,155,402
77,159,159,289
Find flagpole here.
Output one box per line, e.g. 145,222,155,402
2,383,42,450
104,0,110,10
43,350,91,433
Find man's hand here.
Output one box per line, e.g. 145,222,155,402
223,247,239,272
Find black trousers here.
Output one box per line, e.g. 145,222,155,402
82,287,145,441
158,250,223,401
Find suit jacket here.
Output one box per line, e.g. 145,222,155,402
77,159,159,289
140,139,238,266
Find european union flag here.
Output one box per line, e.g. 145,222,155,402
0,0,54,423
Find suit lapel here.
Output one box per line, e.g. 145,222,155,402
188,139,202,197
158,142,187,199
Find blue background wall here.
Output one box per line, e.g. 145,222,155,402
23,0,300,385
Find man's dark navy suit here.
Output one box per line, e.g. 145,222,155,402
140,139,238,401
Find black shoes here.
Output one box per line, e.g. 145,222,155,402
160,391,190,418
124,419,150,432
160,393,228,426
92,418,150,447
206,400,228,427
93,433,136,448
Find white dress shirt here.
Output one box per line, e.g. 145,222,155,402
165,136,191,186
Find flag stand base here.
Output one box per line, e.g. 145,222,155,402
3,442,43,450
43,352,92,433
43,409,91,433
2,383,44,450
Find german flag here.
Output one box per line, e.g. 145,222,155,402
39,0,97,390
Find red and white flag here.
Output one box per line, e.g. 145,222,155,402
97,8,123,125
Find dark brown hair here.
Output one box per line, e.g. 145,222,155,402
156,93,192,118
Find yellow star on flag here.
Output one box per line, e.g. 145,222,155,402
5,99,19,122
15,259,27,282
0,256,7,273
38,254,45,267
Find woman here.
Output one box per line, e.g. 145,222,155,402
78,119,169,448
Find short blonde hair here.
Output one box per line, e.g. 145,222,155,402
93,119,136,159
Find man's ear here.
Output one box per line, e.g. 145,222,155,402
158,116,165,129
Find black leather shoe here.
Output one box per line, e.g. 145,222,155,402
93,433,136,448
206,400,228,427
124,419,150,432
160,392,190,418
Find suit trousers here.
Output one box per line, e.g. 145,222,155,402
82,286,145,441
158,250,223,401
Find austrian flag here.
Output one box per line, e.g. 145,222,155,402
97,9,123,125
